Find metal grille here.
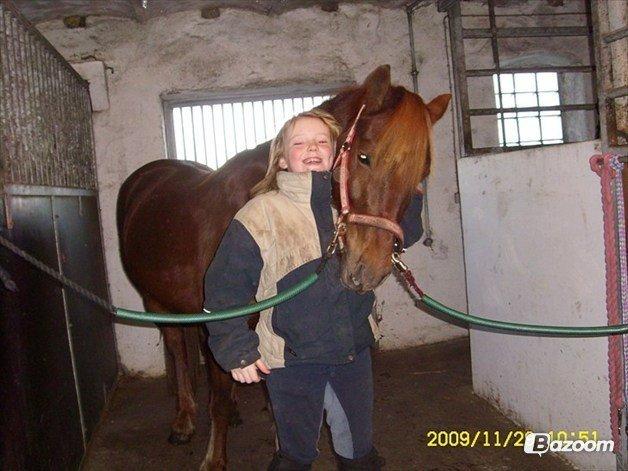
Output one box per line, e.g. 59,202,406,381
0,0,96,189
171,95,330,169
443,0,598,157
494,72,563,147
593,0,627,154
162,83,350,168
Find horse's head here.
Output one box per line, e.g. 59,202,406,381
322,65,450,292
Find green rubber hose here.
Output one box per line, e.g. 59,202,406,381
115,272,319,324
422,294,628,336
115,270,628,336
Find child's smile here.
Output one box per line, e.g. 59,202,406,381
279,116,334,173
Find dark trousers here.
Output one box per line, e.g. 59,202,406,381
266,348,374,465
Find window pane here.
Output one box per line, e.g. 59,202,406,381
222,104,237,161
242,102,256,149
272,99,285,131
499,74,514,93
170,92,334,166
514,73,537,92
538,92,560,107
253,101,266,142
173,108,185,160
518,116,541,142
540,115,563,140
212,104,227,166
232,102,247,153
515,92,537,108
263,100,275,140
502,93,515,108
202,106,217,169
192,106,206,165
536,72,559,91
303,96,314,110
181,106,195,161
504,118,519,143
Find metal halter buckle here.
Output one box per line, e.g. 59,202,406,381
391,251,408,273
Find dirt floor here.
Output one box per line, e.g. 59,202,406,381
82,338,574,470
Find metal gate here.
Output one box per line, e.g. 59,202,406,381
0,1,118,469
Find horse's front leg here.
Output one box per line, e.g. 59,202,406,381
160,324,197,444
199,334,239,471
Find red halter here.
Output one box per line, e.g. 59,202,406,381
330,105,405,254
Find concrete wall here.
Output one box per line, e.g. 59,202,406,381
458,140,614,470
37,3,468,375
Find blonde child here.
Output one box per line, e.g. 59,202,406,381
203,109,423,470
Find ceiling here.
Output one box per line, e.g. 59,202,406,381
12,0,419,24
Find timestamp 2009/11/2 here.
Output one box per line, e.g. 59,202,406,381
425,430,599,448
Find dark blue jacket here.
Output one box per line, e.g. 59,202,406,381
203,171,422,371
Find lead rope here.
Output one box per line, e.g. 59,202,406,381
0,232,117,313
591,154,626,450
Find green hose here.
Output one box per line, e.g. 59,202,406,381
116,270,628,337
422,294,628,336
115,273,319,324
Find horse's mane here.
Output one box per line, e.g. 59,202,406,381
373,91,432,192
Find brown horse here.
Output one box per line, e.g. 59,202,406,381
116,65,450,470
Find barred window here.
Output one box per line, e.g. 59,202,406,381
493,72,563,147
162,86,347,169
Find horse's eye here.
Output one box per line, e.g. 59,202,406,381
358,153,371,166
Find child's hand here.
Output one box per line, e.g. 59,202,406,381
230,359,270,383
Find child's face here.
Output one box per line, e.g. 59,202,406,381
279,117,334,173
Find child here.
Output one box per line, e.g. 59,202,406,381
203,109,423,470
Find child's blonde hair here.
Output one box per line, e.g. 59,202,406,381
250,109,341,198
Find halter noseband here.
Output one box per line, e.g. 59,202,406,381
328,104,405,256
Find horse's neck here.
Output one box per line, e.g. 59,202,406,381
199,144,269,216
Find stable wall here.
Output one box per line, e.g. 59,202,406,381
459,140,614,470
37,3,468,375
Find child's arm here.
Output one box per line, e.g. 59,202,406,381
203,220,263,373
399,192,424,248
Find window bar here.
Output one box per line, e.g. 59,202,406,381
191,106,199,162
467,65,594,77
449,0,473,155
462,26,589,39
247,102,257,146
220,104,229,167
584,0,599,141
179,107,189,160
469,103,596,116
198,105,208,165
271,100,278,136
229,103,238,156
209,105,218,169
488,0,507,150
535,73,544,144
277,99,285,131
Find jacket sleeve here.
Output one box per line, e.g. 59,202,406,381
400,192,424,248
203,219,263,371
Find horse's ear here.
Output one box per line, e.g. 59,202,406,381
361,65,391,113
426,94,451,123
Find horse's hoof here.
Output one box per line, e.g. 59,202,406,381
168,430,193,445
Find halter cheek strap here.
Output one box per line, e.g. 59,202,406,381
330,104,405,252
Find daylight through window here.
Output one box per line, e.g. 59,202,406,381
171,95,330,169
493,72,563,147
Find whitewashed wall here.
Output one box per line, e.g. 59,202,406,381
37,3,468,375
459,140,614,470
